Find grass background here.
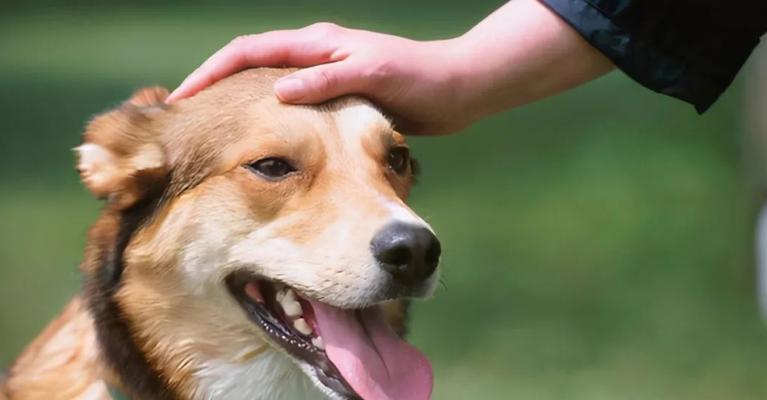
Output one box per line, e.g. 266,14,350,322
2,1,767,398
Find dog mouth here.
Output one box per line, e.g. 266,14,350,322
225,271,433,400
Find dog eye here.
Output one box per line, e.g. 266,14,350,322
387,147,410,175
246,158,296,179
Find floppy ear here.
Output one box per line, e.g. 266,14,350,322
75,87,169,209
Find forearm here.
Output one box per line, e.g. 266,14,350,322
450,0,614,120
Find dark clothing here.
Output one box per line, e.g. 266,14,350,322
540,0,767,112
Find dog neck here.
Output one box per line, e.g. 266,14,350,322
2,295,321,400
80,205,324,399
90,285,322,400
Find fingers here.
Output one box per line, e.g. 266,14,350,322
274,60,372,104
167,23,348,103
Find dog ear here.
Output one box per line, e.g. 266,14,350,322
75,87,169,209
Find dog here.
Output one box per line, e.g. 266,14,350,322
1,68,441,400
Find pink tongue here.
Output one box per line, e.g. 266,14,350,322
309,301,433,400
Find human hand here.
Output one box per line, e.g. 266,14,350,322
167,23,474,135
167,0,613,135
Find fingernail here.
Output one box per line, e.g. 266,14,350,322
165,91,179,103
274,78,305,102
165,85,187,103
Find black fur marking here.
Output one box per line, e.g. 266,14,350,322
85,194,178,400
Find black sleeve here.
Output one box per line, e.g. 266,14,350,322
539,0,767,112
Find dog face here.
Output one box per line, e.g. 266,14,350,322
76,69,439,400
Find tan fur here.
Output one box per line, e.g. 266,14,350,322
4,69,433,400
3,298,112,399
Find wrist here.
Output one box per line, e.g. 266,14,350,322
440,34,496,124
417,35,489,128
448,0,615,120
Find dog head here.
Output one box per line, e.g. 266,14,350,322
76,69,439,400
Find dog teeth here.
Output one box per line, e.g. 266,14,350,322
274,287,314,336
311,336,325,350
283,288,297,303
283,302,303,318
279,289,303,318
293,318,313,336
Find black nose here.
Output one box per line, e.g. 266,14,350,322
371,222,441,286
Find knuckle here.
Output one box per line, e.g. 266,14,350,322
305,22,343,37
228,34,254,48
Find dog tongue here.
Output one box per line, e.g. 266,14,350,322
309,301,433,400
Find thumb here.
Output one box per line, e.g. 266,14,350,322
274,61,367,104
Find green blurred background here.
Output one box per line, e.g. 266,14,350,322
2,1,767,399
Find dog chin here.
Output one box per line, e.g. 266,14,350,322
297,362,351,400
